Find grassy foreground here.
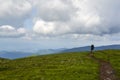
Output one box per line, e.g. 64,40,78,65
94,50,120,79
0,50,119,80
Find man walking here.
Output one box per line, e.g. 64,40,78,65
91,44,94,54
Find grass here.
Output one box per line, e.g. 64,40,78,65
94,50,120,79
0,52,98,80
0,50,119,80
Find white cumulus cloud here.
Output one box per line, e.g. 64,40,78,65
33,0,76,22
32,0,120,37
0,0,32,27
0,0,32,18
0,25,26,38
0,0,120,40
33,20,71,36
33,20,55,35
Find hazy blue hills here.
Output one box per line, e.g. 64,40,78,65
0,49,66,59
0,45,119,59
62,44,120,52
0,51,33,59
36,48,66,54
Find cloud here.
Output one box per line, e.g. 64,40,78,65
0,0,119,50
32,0,120,37
0,25,26,38
33,20,71,36
33,20,55,35
0,0,32,27
0,0,120,40
33,0,77,22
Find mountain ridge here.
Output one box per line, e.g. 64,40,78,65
0,44,119,59
62,44,120,52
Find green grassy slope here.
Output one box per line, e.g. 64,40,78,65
94,50,120,79
0,58,11,72
0,52,98,80
0,50,119,80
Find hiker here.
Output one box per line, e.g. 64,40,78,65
91,44,94,54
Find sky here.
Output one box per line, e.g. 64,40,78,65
0,0,120,51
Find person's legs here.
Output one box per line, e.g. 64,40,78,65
91,50,94,56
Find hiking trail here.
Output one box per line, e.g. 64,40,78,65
89,54,117,80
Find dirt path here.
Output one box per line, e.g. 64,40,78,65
90,55,117,80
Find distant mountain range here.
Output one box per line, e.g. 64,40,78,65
36,48,66,54
0,45,119,59
0,51,33,59
62,45,120,52
0,48,66,59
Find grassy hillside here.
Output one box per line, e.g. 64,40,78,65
0,50,119,80
94,50,120,79
0,52,98,80
0,58,11,72
0,57,10,64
